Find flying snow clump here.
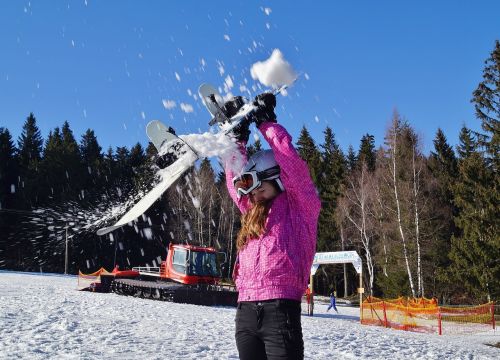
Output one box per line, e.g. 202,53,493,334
217,61,225,76
162,100,176,110
224,75,234,93
180,103,194,113
250,49,297,89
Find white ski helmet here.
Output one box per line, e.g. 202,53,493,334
232,149,285,197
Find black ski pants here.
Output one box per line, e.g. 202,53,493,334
235,299,304,360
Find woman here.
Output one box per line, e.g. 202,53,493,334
224,93,321,360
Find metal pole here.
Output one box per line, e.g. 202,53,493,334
309,271,314,316
359,269,363,321
64,226,68,275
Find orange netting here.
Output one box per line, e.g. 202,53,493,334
361,297,495,335
365,296,438,308
77,267,111,291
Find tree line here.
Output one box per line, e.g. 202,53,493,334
0,41,498,304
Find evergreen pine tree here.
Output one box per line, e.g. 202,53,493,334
115,146,131,175
80,129,102,166
428,128,459,297
18,113,43,166
457,126,478,159
471,40,500,167
448,40,500,301
296,126,321,183
431,129,457,173
113,146,134,195
0,128,18,209
429,128,458,204
61,121,83,198
102,146,115,189
80,129,104,198
346,145,357,171
145,142,157,159
0,127,20,269
449,128,499,301
129,143,146,170
129,143,150,189
17,113,43,207
471,42,500,299
358,134,376,172
317,127,346,251
41,128,65,202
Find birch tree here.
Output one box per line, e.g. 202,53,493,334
381,112,416,297
337,162,376,295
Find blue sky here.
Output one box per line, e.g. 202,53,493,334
1,1,499,154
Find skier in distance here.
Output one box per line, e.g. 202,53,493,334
223,92,321,360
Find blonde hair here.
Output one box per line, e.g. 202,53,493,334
236,200,271,251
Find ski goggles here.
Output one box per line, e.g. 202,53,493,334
233,166,280,196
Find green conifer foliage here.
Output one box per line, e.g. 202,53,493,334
449,131,499,301
469,42,500,299
80,129,105,194
472,40,500,165
0,128,18,209
317,127,346,251
80,129,102,165
61,121,84,197
41,127,65,202
296,126,321,183
0,128,19,269
346,145,357,171
358,134,376,172
18,113,43,166
428,128,458,298
17,113,43,207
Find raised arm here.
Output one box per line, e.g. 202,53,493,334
224,142,251,214
258,122,321,217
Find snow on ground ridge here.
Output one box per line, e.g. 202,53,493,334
0,272,498,360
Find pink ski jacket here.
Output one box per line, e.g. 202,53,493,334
225,122,321,302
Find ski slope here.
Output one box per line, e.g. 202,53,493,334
0,272,498,359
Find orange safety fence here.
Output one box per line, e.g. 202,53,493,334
365,296,438,308
361,297,496,335
77,267,111,291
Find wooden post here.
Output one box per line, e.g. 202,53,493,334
438,309,442,335
383,301,388,327
492,303,496,330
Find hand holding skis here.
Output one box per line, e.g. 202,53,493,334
247,93,277,128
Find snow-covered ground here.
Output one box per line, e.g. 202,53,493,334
0,272,498,360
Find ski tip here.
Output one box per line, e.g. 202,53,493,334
96,226,117,236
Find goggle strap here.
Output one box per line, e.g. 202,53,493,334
256,165,280,180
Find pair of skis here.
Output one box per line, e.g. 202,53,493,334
96,84,243,236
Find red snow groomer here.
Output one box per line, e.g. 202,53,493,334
95,243,238,307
